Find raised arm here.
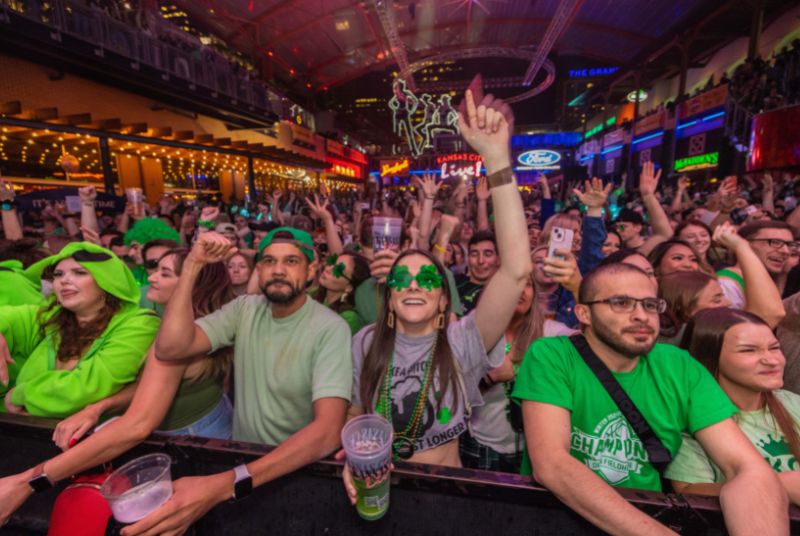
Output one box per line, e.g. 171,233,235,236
762,173,776,215
431,214,459,264
670,176,689,215
0,180,22,241
78,186,100,234
638,162,673,256
415,173,441,251
475,176,491,231
305,195,343,255
694,418,788,534
714,222,785,328
154,232,231,361
457,90,531,350
572,177,611,273
524,401,677,535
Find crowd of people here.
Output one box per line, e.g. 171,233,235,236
727,39,800,114
0,87,799,535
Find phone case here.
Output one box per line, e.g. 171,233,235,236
548,227,574,259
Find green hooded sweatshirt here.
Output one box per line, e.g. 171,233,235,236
0,260,43,307
0,242,159,417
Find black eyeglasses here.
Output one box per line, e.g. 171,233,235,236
748,238,800,252
584,296,666,314
144,259,160,270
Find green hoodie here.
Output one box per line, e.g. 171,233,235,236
0,260,43,307
0,242,159,417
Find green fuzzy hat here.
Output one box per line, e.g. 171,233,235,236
124,218,181,246
25,242,141,304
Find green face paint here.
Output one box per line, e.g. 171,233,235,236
387,264,443,292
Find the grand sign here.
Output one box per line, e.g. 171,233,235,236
517,149,562,170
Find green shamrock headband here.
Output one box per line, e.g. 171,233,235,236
326,254,348,280
387,264,443,292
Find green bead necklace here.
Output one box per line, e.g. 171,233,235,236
375,337,438,460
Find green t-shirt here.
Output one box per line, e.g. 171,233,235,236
354,268,463,324
196,294,352,445
511,336,737,491
666,389,800,483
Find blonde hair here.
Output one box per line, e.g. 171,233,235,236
538,213,581,247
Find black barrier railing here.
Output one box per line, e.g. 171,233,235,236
0,0,273,120
2,414,800,535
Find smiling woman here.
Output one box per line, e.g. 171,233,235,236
667,308,800,504
0,242,160,418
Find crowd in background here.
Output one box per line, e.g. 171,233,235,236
0,87,799,535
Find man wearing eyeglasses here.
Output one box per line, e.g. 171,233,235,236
718,220,797,308
513,262,788,535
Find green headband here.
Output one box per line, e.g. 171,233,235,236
387,264,443,292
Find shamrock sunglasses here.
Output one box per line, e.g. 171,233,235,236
386,264,443,292
325,253,350,280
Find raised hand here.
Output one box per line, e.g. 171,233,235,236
369,249,400,284
475,176,490,202
304,194,332,221
639,161,662,198
458,89,512,174
718,176,738,213
543,250,582,297
713,221,747,252
419,173,441,200
572,177,611,210
188,232,237,265
439,214,460,234
78,186,97,203
677,176,690,192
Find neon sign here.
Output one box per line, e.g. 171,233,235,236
380,159,410,177
389,80,459,157
674,152,719,172
517,149,562,170
627,89,648,103
437,153,482,181
569,67,619,78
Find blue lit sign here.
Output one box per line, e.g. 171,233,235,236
569,67,619,78
517,149,562,170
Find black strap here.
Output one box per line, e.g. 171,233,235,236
569,334,673,490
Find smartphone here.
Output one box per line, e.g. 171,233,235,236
548,226,574,260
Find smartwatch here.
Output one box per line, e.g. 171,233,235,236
1,201,15,211
28,472,54,493
232,464,252,500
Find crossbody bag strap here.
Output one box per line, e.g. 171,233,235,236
568,334,673,483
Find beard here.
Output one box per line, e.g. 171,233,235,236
591,317,656,359
261,279,304,304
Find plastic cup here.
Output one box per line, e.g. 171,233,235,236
341,414,394,521
372,217,402,252
100,453,173,524
125,187,145,219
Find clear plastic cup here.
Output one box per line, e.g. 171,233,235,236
125,187,145,219
100,453,173,524
341,414,394,521
372,217,402,252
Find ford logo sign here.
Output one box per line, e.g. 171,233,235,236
517,150,562,168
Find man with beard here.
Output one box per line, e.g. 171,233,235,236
512,263,788,535
136,228,351,535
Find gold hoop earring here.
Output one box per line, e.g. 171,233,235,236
387,311,395,329
435,313,445,330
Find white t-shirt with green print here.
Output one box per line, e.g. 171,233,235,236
666,389,800,483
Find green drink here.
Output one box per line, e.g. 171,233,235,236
353,471,391,520
342,415,394,521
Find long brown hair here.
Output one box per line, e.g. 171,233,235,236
510,272,545,364
312,252,371,314
685,308,800,462
38,289,122,363
359,249,458,413
162,248,235,382
658,271,717,337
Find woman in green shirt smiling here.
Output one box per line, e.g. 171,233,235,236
666,308,800,503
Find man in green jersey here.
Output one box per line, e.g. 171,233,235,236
513,262,788,535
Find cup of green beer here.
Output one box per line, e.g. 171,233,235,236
341,414,394,521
